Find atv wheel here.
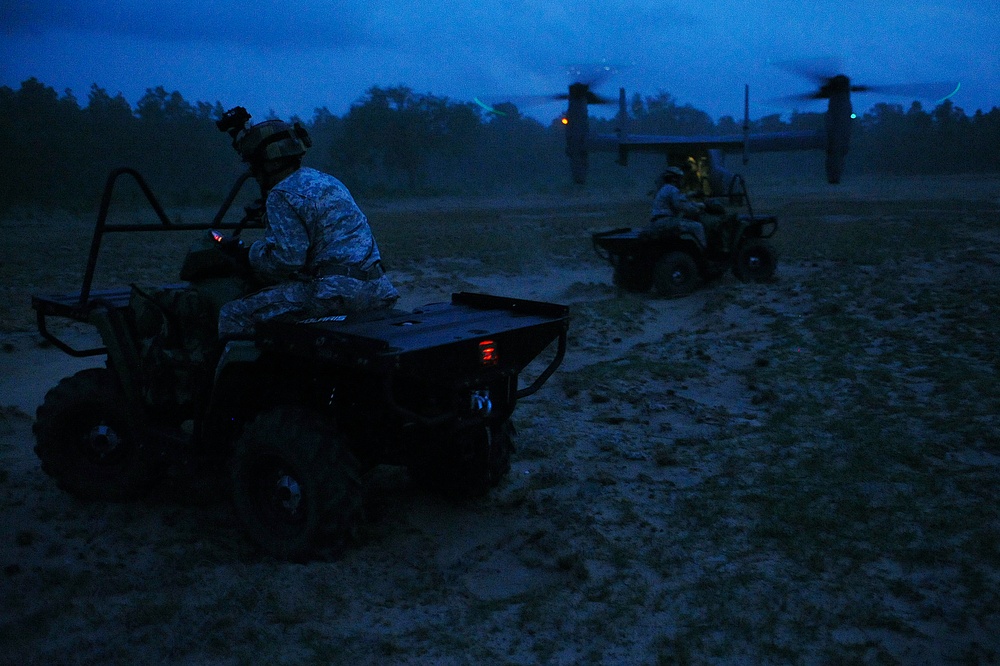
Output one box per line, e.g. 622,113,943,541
734,240,777,282
613,258,653,293
231,407,362,561
653,251,699,297
33,368,161,501
409,420,515,498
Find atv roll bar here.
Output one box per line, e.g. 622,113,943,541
727,174,753,218
78,168,261,306
33,168,261,356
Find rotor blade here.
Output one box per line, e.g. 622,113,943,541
587,92,616,105
854,81,960,102
554,87,616,105
766,92,828,106
772,57,844,83
565,63,617,88
485,63,618,111
481,93,562,108
473,98,508,116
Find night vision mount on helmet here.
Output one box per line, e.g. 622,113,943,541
216,106,312,164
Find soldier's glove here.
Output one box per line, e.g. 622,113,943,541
243,200,265,225
213,232,251,266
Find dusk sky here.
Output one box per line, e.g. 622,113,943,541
3,0,997,124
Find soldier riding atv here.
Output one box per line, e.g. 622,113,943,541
31,151,569,560
592,167,778,297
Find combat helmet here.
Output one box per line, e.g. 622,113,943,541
216,107,312,165
234,119,312,164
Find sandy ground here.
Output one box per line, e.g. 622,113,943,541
1,173,999,664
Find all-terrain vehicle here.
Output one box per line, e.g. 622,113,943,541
31,169,569,560
592,176,778,297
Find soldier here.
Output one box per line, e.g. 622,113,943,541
681,156,703,195
649,166,707,247
217,112,400,338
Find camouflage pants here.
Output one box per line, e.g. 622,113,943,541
649,216,708,248
218,274,400,337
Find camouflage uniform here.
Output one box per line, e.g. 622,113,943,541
649,183,708,247
218,167,399,337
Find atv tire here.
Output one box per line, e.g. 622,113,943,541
33,368,162,501
734,240,777,282
231,407,363,561
653,251,699,297
409,419,515,499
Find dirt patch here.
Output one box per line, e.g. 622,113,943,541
1,173,999,664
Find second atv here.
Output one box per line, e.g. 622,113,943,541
592,183,778,297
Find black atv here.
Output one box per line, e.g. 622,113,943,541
30,169,569,561
592,180,778,297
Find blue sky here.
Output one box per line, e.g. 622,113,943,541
2,0,997,123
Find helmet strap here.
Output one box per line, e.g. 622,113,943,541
254,156,301,193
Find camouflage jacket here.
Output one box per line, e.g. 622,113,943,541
651,183,701,219
249,167,383,284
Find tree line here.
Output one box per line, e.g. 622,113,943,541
1,77,997,212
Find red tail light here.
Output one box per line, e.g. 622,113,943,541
479,340,498,366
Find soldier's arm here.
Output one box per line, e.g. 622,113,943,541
650,186,671,217
671,190,701,215
249,190,311,282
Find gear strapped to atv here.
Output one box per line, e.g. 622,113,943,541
592,174,778,297
30,168,569,561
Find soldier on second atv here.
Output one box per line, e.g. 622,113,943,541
649,166,708,247
215,109,400,338
682,156,705,196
